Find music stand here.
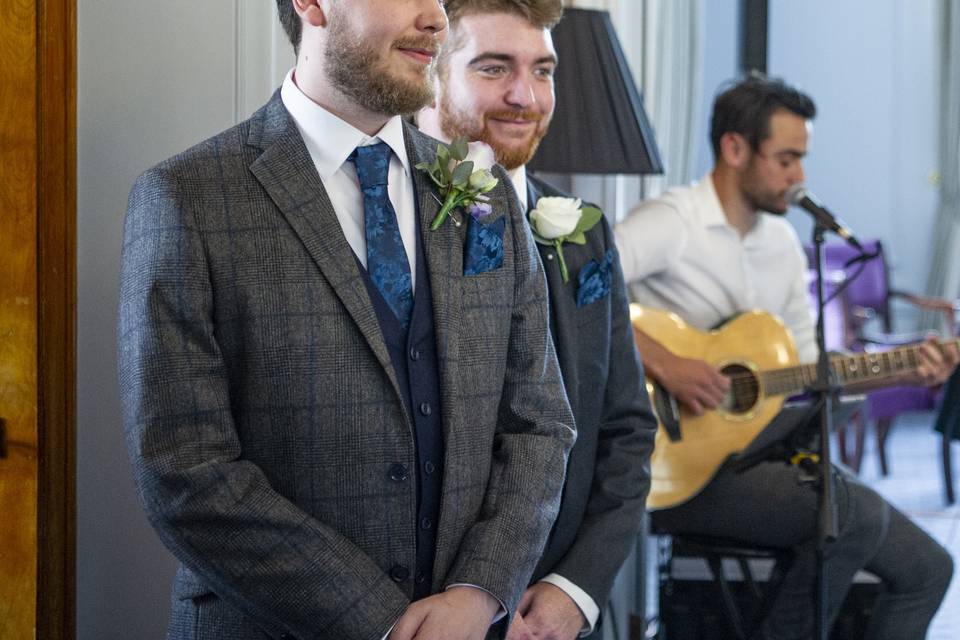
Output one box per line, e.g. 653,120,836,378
731,395,863,471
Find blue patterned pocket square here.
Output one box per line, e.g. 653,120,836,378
464,216,506,276
576,250,614,308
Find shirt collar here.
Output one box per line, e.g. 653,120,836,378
508,165,528,210
698,171,776,246
280,68,411,181
696,173,729,229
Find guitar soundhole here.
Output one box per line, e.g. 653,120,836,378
719,363,759,414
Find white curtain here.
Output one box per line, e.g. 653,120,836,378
637,0,703,198
924,0,960,326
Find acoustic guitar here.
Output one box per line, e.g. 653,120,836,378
630,305,958,510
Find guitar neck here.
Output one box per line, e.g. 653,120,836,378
761,337,960,397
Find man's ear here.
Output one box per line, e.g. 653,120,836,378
293,0,327,28
719,132,750,169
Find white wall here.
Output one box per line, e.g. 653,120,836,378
769,0,940,317
76,2,292,637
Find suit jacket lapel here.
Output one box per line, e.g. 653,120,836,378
529,176,579,410
404,123,464,442
248,93,401,399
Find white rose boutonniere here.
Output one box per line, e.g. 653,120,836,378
416,137,499,230
529,197,602,283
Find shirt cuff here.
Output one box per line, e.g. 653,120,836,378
539,573,599,636
446,583,507,623
380,621,396,640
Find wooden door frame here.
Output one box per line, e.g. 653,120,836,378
36,1,76,637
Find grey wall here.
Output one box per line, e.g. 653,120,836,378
769,0,940,310
76,2,291,637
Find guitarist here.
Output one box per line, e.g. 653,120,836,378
615,76,959,639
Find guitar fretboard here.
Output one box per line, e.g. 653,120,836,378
759,338,960,397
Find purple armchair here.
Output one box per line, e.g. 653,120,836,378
806,240,957,500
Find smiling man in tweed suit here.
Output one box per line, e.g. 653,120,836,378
117,2,575,639
419,2,657,638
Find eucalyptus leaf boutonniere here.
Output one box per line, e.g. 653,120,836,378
416,137,499,230
529,197,603,283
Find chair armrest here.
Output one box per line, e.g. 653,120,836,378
889,289,959,314
859,330,928,347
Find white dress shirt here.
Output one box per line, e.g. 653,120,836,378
280,69,417,291
512,164,601,636
508,165,529,209
614,173,817,362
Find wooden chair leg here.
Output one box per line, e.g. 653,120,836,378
943,431,955,506
876,418,892,476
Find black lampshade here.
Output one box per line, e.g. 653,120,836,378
528,8,663,175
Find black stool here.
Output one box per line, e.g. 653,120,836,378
658,533,795,640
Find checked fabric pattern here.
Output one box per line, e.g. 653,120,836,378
350,142,414,329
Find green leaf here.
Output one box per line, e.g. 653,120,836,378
531,234,555,246
451,160,474,187
450,137,468,161
439,159,454,184
572,206,603,236
436,144,450,165
565,231,587,245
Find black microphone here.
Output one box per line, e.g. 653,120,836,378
785,184,862,250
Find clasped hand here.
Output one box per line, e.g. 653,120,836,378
505,582,586,640
389,586,500,640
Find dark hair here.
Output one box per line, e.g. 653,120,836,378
276,1,301,54
709,75,816,158
444,0,563,30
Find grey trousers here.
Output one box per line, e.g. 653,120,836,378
652,460,953,640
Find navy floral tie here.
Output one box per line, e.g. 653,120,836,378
350,142,413,330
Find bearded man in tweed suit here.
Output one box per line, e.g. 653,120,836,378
117,1,575,639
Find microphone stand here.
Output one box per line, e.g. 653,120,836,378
809,223,840,640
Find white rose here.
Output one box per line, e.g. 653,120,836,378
529,197,583,239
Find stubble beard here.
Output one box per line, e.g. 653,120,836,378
744,187,788,215
323,18,437,116
742,160,788,215
438,91,548,171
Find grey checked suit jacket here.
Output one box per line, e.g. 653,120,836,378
527,176,656,627
117,93,575,640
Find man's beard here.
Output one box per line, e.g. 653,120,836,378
742,160,788,214
439,94,548,170
744,188,788,215
323,16,436,116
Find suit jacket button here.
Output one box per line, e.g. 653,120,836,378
419,402,432,416
388,463,408,482
423,461,436,475
409,347,421,361
420,516,433,530
390,564,410,582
